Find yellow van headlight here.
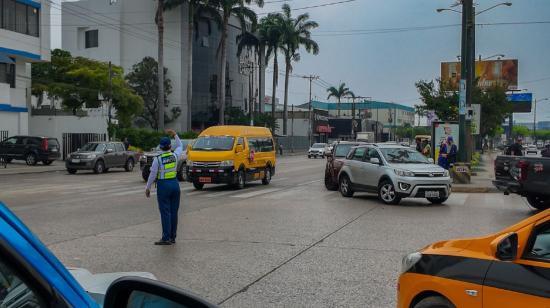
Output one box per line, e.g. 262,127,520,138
220,160,234,167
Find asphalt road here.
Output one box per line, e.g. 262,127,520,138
0,155,536,307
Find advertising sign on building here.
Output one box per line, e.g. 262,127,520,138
432,121,459,161
507,93,533,113
314,109,330,133
441,59,518,90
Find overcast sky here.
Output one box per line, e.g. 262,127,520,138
51,0,550,123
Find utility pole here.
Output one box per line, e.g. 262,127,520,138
458,0,474,162
108,61,113,141
291,104,294,153
302,75,319,146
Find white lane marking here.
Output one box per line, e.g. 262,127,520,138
270,177,288,183
231,187,282,198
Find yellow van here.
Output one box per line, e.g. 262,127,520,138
186,125,276,190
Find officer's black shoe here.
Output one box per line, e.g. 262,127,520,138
170,239,176,244
154,240,172,245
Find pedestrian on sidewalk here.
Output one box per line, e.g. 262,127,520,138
145,129,183,246
279,143,283,156
123,137,130,150
509,138,524,156
415,137,422,153
421,139,431,158
438,136,457,170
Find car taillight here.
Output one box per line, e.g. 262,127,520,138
41,139,48,151
517,160,530,182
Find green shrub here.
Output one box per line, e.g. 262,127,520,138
116,128,198,151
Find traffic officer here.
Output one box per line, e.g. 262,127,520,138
145,129,183,245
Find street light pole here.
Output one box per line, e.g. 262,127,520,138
302,75,319,146
457,0,473,163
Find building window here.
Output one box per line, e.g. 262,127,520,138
0,62,16,88
85,30,99,48
27,6,39,36
2,0,16,31
1,0,39,37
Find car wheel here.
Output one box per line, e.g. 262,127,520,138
325,172,338,191
67,168,77,174
413,296,455,308
262,167,272,185
526,195,550,210
235,169,245,189
427,197,449,204
125,158,134,172
339,174,354,197
378,180,401,205
308,155,311,159
93,160,105,174
42,160,53,165
193,182,204,190
4,158,12,163
25,153,37,166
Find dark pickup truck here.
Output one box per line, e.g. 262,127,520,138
493,155,550,210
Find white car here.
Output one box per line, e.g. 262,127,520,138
526,145,539,156
308,143,327,159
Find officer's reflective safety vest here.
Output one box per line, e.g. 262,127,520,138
157,152,178,180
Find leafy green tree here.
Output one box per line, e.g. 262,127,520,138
415,79,458,121
327,83,353,117
209,0,264,125
279,3,319,135
31,49,143,128
125,57,181,130
260,13,285,117
512,126,530,138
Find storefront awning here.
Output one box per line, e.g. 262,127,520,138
316,125,332,133
0,52,14,64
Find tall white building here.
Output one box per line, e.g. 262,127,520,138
61,0,264,131
0,0,50,139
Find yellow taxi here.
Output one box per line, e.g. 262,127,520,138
186,125,276,190
398,209,550,308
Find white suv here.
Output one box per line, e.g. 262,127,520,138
308,143,327,159
338,144,451,205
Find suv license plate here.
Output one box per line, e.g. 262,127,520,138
199,177,211,183
425,191,440,198
71,159,80,163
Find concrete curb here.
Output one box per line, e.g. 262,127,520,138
452,185,500,193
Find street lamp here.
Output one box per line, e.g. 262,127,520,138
534,98,549,142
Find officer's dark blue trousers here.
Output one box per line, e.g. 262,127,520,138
156,179,181,241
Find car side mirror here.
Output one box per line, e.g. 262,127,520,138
428,158,434,164
370,157,381,164
106,148,114,154
104,277,217,308
491,233,518,261
235,144,244,153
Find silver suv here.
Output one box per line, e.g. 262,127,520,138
338,144,451,205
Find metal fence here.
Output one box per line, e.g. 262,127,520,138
275,136,310,153
62,133,107,160
0,131,7,142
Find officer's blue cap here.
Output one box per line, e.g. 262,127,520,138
159,137,171,148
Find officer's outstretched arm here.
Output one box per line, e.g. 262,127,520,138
174,134,183,157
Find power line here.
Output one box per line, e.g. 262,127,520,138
259,0,358,15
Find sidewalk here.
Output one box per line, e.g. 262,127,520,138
452,151,499,193
0,161,66,176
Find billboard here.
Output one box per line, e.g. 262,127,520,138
441,59,518,90
432,122,459,161
507,93,533,113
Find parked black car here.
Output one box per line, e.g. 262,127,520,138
0,135,61,165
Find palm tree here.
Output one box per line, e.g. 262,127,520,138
259,13,284,119
279,4,319,135
210,0,264,125
327,83,353,117
155,0,188,132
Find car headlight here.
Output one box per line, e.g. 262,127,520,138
401,252,422,274
140,156,147,162
219,160,234,167
83,154,96,159
394,169,415,177
443,170,450,177
186,160,194,166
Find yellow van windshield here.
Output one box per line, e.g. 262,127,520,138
192,136,235,151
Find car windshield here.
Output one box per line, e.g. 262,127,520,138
311,143,326,148
380,148,429,164
192,136,235,151
80,143,106,152
334,144,356,157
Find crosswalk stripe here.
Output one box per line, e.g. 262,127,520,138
230,187,282,198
